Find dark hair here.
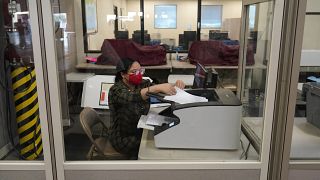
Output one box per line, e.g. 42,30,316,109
115,58,136,82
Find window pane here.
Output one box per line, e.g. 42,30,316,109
1,0,43,161
291,0,320,161
154,5,177,29
241,1,274,160
201,5,222,29
145,0,198,51
82,0,142,50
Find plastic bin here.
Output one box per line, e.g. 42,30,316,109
302,82,320,128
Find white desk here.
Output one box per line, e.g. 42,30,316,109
66,72,94,82
170,60,267,70
242,117,320,160
76,62,173,70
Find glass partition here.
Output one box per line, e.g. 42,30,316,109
239,1,274,159
290,0,320,161
199,0,242,90
82,0,141,51
201,0,242,41
0,0,43,161
50,0,278,167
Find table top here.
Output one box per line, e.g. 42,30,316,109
170,60,267,70
66,72,94,82
242,117,320,160
76,60,266,71
76,63,116,70
76,62,173,70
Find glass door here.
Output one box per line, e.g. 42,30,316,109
0,0,54,179
281,0,320,179
238,0,285,179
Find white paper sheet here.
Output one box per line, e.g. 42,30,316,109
137,115,154,130
164,87,208,104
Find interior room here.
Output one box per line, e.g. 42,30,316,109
1,0,320,179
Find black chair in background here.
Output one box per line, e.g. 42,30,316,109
183,31,197,50
178,34,184,47
132,30,150,45
115,31,129,39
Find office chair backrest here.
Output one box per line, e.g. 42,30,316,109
80,107,107,154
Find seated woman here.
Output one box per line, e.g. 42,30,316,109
108,58,185,159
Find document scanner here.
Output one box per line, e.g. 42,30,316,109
150,88,242,150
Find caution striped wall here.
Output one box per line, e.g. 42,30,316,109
11,66,43,160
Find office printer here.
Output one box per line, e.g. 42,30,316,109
151,88,242,150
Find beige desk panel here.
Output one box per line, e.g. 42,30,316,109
138,129,258,160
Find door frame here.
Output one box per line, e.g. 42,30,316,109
41,0,285,180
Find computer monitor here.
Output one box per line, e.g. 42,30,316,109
193,62,218,89
115,31,129,39
132,33,151,45
183,31,196,50
209,31,229,40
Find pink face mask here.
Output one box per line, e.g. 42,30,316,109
128,73,143,85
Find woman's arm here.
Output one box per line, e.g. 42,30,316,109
140,80,185,100
140,83,175,100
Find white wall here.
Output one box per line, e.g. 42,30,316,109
131,0,242,45
75,0,242,63
302,0,320,50
86,0,129,50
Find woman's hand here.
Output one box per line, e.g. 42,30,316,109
175,80,185,89
156,83,176,95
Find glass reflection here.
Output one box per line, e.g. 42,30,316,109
291,0,320,160
241,1,274,159
1,0,43,160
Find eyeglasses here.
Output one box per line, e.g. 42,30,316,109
128,68,145,75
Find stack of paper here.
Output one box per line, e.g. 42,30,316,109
137,112,177,130
164,87,208,104
137,115,154,130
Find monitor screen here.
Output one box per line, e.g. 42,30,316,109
99,83,113,106
193,62,208,89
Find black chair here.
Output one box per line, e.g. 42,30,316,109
115,31,129,39
183,31,196,50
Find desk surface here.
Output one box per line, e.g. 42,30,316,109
138,129,258,160
76,60,266,71
242,117,320,160
76,62,172,70
66,72,94,82
171,60,267,70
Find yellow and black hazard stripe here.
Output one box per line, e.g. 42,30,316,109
11,65,43,160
